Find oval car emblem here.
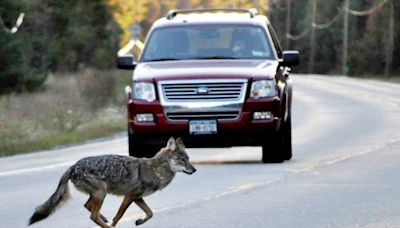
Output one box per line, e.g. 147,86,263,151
197,87,209,94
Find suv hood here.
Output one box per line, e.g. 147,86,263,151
133,60,278,82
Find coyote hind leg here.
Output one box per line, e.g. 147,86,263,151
89,192,111,228
84,196,108,223
134,198,153,226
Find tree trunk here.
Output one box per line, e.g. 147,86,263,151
385,0,394,78
308,0,316,73
342,0,349,76
285,0,292,49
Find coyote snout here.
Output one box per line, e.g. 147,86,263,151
167,140,196,175
28,137,195,227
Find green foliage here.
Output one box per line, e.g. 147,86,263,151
0,118,125,157
0,0,31,94
46,0,121,71
0,0,121,94
269,0,399,76
1,0,398,95
0,71,126,156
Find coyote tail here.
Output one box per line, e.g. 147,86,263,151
28,167,72,225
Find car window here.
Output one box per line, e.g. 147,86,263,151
141,25,275,61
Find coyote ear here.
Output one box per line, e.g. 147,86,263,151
176,137,185,149
166,137,176,151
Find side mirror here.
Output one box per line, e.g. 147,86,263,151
281,50,300,67
117,55,137,70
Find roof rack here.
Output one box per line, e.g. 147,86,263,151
166,8,258,20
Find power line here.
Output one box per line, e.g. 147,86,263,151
287,27,310,41
346,0,389,16
281,0,391,75
287,4,343,40
286,0,389,39
0,13,25,34
342,0,391,75
313,8,343,30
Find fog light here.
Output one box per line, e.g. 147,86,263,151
136,113,154,122
253,111,272,120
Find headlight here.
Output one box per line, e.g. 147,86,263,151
132,82,156,102
250,80,276,99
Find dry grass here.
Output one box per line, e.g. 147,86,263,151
0,69,131,156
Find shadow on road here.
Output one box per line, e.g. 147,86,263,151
192,160,262,165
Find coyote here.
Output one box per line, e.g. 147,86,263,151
28,137,196,227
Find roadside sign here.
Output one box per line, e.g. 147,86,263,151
129,23,142,40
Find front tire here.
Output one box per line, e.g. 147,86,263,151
262,116,292,163
128,130,145,158
282,116,293,160
128,127,158,158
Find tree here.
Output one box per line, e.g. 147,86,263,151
107,0,149,45
0,0,122,94
47,0,121,71
0,0,45,94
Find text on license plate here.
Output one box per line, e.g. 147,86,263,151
189,120,217,135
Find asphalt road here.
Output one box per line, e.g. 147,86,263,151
1,75,400,228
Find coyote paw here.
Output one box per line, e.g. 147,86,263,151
100,214,108,223
135,218,148,226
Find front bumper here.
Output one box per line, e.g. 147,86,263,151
127,95,282,147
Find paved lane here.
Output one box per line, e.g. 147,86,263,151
1,75,400,228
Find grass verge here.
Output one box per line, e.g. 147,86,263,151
0,69,131,157
0,119,125,157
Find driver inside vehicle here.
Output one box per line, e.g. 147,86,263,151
231,29,254,58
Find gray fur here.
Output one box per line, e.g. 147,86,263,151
28,168,71,225
70,155,175,198
28,137,196,227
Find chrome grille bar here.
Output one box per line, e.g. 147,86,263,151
161,81,245,101
167,111,240,120
158,79,247,121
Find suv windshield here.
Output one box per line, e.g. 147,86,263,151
141,25,274,62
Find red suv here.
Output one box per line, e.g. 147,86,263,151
118,9,299,163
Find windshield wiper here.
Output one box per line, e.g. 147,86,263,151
146,58,181,62
193,56,238,60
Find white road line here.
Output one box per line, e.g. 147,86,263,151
0,162,73,177
118,137,400,225
118,178,283,225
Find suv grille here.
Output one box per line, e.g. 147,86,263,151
158,79,247,122
161,82,245,101
167,111,240,121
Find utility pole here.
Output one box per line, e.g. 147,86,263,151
342,0,349,76
385,0,394,78
285,0,292,49
308,0,316,73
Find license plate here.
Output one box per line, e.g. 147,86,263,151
189,120,217,135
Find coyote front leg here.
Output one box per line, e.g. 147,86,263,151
134,198,153,226
111,195,134,226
